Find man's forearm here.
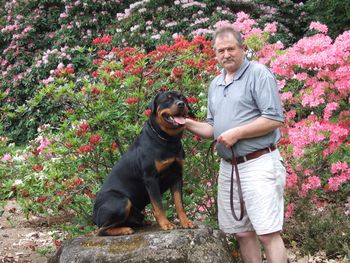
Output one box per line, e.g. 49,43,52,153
237,117,283,139
185,118,214,139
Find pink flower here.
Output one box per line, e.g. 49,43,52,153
264,22,277,33
327,174,347,191
309,21,328,34
323,102,338,120
1,153,12,162
286,173,298,188
330,162,348,174
285,203,296,220
307,176,321,189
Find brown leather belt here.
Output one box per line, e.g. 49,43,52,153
225,145,276,164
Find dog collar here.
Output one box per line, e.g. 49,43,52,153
148,121,169,141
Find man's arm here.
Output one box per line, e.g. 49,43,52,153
217,117,283,148
185,118,214,139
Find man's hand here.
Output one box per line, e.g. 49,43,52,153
217,127,242,148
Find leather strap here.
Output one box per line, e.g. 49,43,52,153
230,147,244,221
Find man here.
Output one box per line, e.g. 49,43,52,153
185,26,287,263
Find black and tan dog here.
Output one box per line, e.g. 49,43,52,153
93,91,195,236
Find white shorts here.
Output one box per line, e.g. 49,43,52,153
217,149,286,235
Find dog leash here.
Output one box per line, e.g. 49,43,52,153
207,140,244,221
230,146,244,221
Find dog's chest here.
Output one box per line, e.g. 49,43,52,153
155,157,183,173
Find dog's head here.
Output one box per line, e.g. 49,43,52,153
150,91,190,136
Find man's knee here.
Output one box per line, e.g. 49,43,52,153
257,231,282,245
235,231,257,241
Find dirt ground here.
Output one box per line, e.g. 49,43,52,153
0,199,348,263
0,200,54,263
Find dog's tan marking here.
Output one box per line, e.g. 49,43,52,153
149,197,176,230
173,190,195,229
155,158,176,173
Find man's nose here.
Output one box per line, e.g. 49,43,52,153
223,49,230,57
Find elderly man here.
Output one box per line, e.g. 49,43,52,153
185,26,287,263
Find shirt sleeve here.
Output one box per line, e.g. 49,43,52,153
253,68,284,123
206,80,215,126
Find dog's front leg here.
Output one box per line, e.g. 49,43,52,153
171,180,196,229
144,175,176,230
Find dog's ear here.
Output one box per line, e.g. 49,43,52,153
149,91,163,115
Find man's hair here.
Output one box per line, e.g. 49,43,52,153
212,26,243,49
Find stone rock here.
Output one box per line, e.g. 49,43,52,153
49,224,234,263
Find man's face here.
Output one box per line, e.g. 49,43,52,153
214,33,245,74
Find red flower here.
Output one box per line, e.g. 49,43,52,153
36,196,47,203
112,142,118,151
76,123,90,136
56,191,65,197
144,108,152,117
79,145,93,153
32,164,44,171
31,148,40,155
93,58,103,65
172,67,184,77
92,35,112,45
89,134,102,144
97,49,107,57
91,71,99,78
146,79,155,87
187,96,198,104
126,97,138,104
54,240,62,248
65,67,74,74
113,70,124,79
91,87,101,96
193,135,201,141
73,178,83,185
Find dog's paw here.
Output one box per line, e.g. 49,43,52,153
98,226,134,236
180,219,196,229
159,220,176,230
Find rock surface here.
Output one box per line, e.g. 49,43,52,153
49,224,234,263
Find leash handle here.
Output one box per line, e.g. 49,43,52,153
230,147,245,221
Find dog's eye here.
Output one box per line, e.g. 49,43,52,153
167,95,173,100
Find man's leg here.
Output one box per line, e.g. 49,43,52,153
235,231,262,263
258,231,287,263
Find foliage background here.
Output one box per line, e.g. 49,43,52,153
0,0,349,260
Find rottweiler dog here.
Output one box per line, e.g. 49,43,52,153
92,91,195,236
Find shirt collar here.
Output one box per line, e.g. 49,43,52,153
217,58,250,86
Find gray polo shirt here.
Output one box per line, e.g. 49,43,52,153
206,58,284,159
